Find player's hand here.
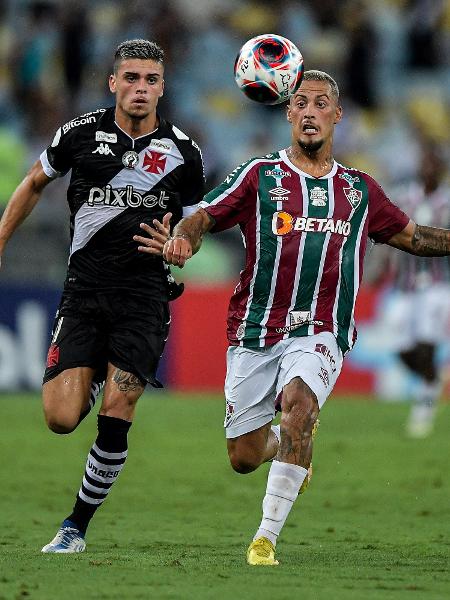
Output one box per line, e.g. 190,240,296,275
134,212,172,255
163,235,193,268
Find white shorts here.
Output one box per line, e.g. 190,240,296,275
224,332,343,439
386,285,450,351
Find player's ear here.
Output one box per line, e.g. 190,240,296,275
334,104,343,124
286,103,292,123
109,74,117,94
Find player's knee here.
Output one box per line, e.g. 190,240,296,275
228,447,260,474
45,412,78,434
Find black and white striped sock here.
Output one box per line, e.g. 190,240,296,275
66,414,131,534
77,377,105,425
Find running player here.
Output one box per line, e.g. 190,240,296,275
387,145,449,437
0,39,205,552
156,71,450,565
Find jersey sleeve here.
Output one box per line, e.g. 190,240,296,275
39,125,75,179
199,159,257,232
367,176,410,243
180,141,206,217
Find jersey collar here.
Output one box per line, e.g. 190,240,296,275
279,149,338,179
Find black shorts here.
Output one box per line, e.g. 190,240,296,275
43,291,170,387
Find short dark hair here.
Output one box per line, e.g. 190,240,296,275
113,39,164,73
301,70,340,104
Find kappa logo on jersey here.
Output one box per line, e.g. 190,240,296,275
143,151,167,174
265,167,291,180
88,185,169,209
272,211,352,236
339,172,362,209
309,186,327,206
92,143,115,156
269,187,290,201
95,131,117,143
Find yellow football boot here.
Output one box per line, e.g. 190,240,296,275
246,537,279,566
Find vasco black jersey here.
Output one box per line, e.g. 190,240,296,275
40,107,205,298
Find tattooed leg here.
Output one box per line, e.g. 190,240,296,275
99,363,146,421
113,369,145,393
278,377,319,468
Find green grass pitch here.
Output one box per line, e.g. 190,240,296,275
0,393,449,600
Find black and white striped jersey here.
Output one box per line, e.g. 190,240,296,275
40,107,205,297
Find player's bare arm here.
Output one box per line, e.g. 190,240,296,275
0,160,52,266
134,212,172,255
387,220,450,257
163,208,215,268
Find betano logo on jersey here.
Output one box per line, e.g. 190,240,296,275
88,185,169,209
272,211,352,236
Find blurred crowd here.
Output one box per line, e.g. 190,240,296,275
0,0,449,284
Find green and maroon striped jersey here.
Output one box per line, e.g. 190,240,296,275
199,150,409,353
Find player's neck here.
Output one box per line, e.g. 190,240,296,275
114,110,159,139
286,144,335,178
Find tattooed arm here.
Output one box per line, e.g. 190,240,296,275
387,220,450,257
163,208,215,268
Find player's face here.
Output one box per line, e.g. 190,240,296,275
109,59,164,120
286,80,342,152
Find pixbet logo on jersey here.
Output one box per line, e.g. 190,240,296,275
272,211,352,236
88,185,169,208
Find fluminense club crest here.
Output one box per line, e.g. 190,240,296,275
339,172,362,208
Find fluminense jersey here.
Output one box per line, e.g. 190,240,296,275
40,107,205,298
200,150,410,353
390,181,449,291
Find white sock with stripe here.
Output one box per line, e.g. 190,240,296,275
254,460,308,546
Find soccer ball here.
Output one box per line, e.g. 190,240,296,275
234,34,304,105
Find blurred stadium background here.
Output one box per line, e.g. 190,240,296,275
0,0,449,399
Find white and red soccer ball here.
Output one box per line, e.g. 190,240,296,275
234,34,304,105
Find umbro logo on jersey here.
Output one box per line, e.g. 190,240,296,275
143,151,167,174
269,187,290,201
92,143,115,156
